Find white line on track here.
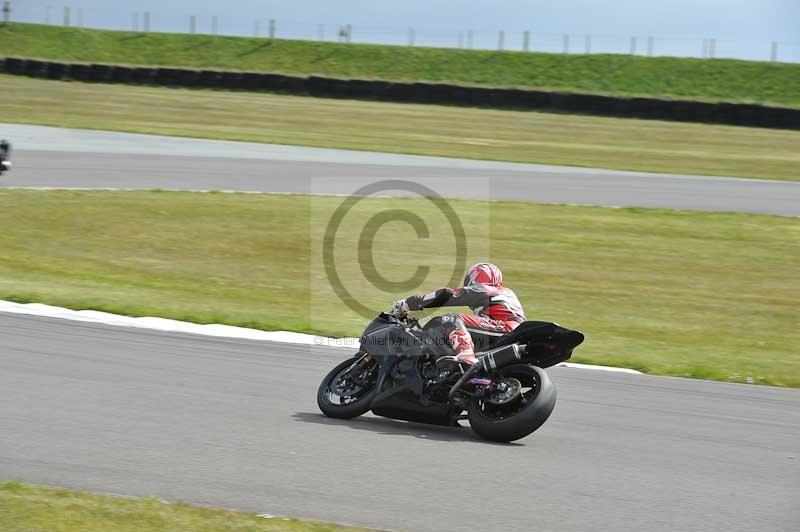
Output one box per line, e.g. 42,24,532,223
0,299,641,374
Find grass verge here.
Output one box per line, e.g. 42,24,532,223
0,189,797,386
0,481,366,531
1,74,799,181
2,23,799,107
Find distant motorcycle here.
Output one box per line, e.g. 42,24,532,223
318,312,584,442
0,140,11,175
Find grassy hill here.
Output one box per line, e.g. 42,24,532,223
1,23,798,107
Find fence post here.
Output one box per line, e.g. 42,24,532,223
584,34,591,54
212,15,218,35
770,41,778,62
2,1,10,24
497,30,504,51
268,18,275,39
562,34,570,54
629,36,637,55
132,12,138,31
345,24,352,43
408,27,415,46
523,30,530,52
190,15,196,34
77,7,82,27
647,36,654,56
466,30,473,49
143,11,150,33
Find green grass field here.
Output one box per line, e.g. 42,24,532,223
1,189,797,386
2,23,799,107
2,74,798,181
0,481,365,532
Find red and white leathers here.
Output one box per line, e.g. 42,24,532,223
402,263,526,365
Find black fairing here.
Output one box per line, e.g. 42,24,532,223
493,321,585,368
470,321,584,368
359,312,425,357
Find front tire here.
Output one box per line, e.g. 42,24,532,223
468,364,556,442
317,355,378,419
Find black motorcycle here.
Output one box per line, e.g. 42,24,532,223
0,140,11,175
317,312,584,442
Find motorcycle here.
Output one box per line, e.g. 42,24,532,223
317,312,584,442
0,140,11,175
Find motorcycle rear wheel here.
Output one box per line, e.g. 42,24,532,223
467,364,556,442
317,355,378,419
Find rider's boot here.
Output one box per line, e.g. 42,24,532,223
454,351,478,365
437,323,479,367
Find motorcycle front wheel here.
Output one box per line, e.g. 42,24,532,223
467,364,556,442
317,354,379,419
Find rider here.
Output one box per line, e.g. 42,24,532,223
0,140,10,175
392,263,526,365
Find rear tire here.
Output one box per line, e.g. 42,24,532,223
317,356,378,419
467,364,556,442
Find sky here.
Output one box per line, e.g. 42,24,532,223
8,1,800,62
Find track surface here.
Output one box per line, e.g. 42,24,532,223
2,313,798,532
2,124,799,215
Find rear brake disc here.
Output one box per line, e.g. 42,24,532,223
485,377,522,405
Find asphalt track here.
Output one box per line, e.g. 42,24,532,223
1,313,799,532
2,123,799,215
1,124,799,530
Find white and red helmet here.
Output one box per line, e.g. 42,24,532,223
463,263,503,287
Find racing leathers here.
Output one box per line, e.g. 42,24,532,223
402,284,526,365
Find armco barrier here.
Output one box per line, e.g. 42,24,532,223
2,57,798,129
